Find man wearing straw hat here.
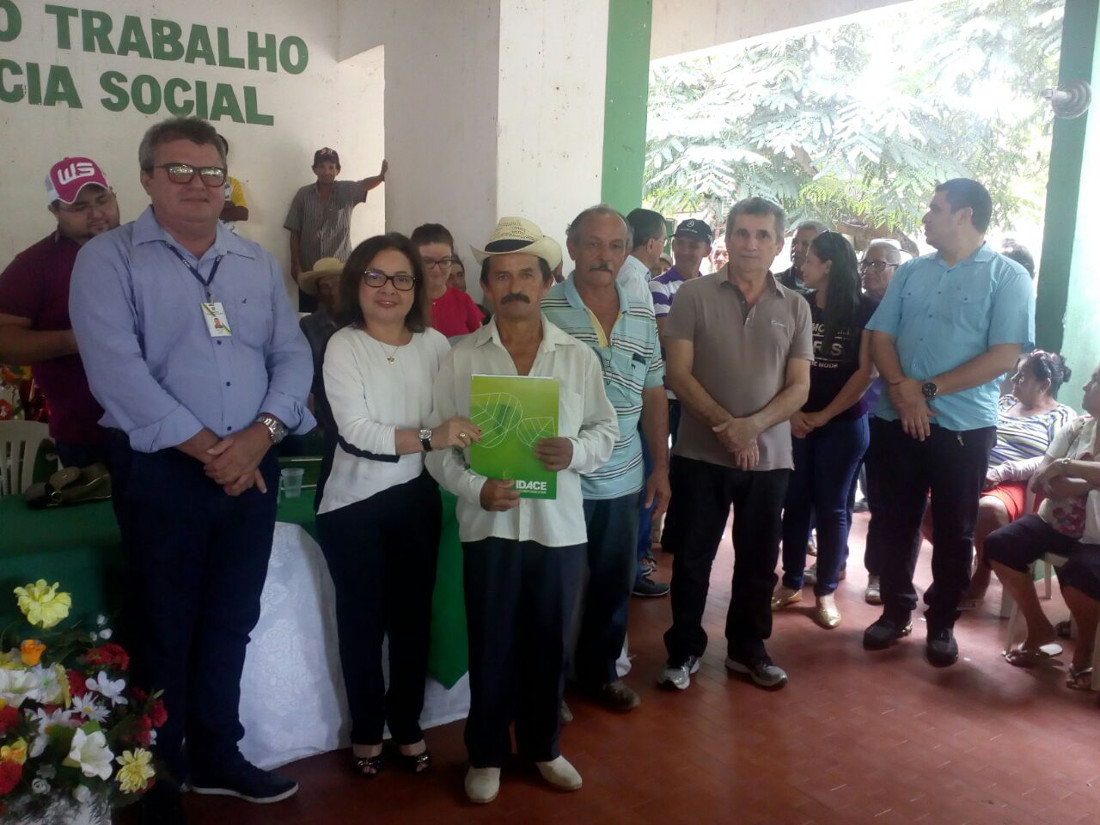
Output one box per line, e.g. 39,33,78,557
426,216,617,805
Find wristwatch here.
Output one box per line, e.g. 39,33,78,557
921,381,939,400
255,414,287,444
419,427,434,452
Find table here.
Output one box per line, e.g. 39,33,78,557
0,490,471,770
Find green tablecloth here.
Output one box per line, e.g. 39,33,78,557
0,490,468,688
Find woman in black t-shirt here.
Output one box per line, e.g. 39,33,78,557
773,231,877,629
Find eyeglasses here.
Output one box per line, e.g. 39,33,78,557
57,192,116,214
859,260,899,273
421,256,454,271
361,269,417,291
147,163,227,187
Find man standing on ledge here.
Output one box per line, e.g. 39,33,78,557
862,178,1033,666
284,146,386,310
70,116,314,825
427,217,616,805
660,198,812,692
0,157,120,468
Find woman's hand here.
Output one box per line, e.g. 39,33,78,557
431,417,481,450
790,411,815,439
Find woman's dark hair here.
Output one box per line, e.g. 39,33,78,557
336,233,429,333
1023,350,1071,398
809,231,861,357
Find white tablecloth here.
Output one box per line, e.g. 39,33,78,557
238,521,471,770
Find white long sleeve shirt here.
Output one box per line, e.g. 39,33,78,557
426,317,618,546
319,325,451,515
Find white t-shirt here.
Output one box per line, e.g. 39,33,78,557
319,325,451,515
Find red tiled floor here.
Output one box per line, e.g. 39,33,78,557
159,513,1100,824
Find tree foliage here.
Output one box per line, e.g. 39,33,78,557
644,0,1063,239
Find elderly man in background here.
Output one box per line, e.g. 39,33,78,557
71,116,314,825
775,220,827,293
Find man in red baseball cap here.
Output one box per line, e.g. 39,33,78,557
0,157,121,467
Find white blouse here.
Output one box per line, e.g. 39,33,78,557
319,325,451,515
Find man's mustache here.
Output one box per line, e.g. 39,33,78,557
589,263,613,273
501,293,531,304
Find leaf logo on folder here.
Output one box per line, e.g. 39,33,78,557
468,374,560,499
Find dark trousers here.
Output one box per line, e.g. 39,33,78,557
316,471,441,746
663,456,789,664
863,417,914,578
782,416,868,595
56,439,109,469
576,492,640,687
463,538,584,768
874,419,995,629
107,431,279,781
659,399,682,553
636,431,653,581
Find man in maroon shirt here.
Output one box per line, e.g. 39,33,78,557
0,157,121,467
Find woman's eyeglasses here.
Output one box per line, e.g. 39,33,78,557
361,270,417,291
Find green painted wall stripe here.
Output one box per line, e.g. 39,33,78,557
1037,0,1100,412
601,0,652,212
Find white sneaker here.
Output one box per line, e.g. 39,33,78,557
865,575,882,605
658,655,700,690
465,767,500,804
535,756,582,791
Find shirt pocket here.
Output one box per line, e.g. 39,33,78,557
946,277,993,332
229,291,273,349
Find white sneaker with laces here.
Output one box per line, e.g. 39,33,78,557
658,655,700,690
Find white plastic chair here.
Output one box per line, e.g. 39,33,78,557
1003,552,1100,691
0,420,51,497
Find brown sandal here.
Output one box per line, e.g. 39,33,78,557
1066,665,1094,691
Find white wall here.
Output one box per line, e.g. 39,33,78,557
650,0,917,60
0,0,385,297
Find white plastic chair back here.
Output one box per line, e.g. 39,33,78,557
0,420,51,497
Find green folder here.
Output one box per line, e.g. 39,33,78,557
468,374,560,500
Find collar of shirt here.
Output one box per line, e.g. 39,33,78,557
931,241,995,270
562,272,625,348
132,206,257,264
471,314,571,357
717,270,782,320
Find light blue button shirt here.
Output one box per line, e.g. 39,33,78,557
70,207,315,453
866,243,1034,432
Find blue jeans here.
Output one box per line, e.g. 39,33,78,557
782,415,869,596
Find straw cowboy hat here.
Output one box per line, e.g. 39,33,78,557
471,217,562,271
298,257,345,296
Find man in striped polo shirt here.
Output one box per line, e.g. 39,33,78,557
284,147,387,310
542,205,669,712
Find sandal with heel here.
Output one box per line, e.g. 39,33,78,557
395,747,431,773
351,752,384,777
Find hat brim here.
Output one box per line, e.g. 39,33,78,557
298,267,343,296
471,237,561,271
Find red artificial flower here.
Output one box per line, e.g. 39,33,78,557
67,669,88,698
0,706,19,735
85,643,130,671
0,760,22,795
131,687,148,704
149,700,167,729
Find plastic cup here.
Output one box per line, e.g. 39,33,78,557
280,467,305,499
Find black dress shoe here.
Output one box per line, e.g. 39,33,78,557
926,626,959,667
863,615,913,650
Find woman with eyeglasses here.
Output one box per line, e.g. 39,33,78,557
774,231,877,628
411,223,484,338
317,233,480,777
925,350,1075,610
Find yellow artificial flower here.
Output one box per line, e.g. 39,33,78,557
13,581,71,630
53,664,71,708
116,749,155,793
19,639,45,667
0,738,28,765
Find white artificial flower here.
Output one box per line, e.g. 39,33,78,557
71,694,110,723
30,708,77,758
31,778,50,795
98,628,112,640
85,671,128,706
0,667,37,706
37,764,57,780
95,614,108,627
73,784,92,804
67,729,114,780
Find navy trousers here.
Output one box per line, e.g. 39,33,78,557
107,430,279,781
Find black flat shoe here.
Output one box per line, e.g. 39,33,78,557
395,748,431,773
351,753,384,777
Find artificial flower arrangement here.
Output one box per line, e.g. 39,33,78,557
0,580,165,822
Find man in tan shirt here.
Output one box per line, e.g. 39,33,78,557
659,197,813,692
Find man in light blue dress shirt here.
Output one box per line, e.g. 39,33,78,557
70,117,314,824
862,178,1034,667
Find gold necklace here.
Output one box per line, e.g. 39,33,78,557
380,341,398,363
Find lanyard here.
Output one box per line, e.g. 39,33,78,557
167,245,223,301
